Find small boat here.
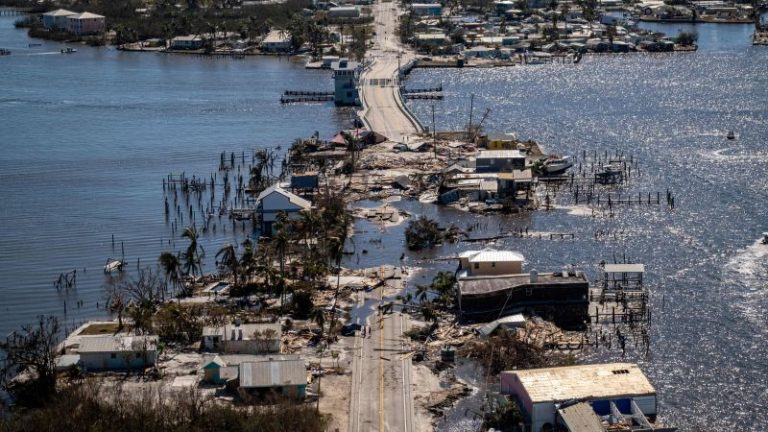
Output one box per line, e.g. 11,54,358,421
727,130,735,140
542,155,574,175
0,49,10,56
60,47,77,54
104,258,124,273
762,232,768,245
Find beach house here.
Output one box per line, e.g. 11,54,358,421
255,184,312,235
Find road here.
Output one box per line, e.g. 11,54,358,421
358,0,423,142
349,294,415,431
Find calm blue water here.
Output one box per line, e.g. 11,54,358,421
401,23,768,431
0,15,352,337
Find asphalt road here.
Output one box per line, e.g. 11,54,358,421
359,0,422,142
349,294,415,431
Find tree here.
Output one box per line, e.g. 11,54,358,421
181,225,205,278
0,316,60,405
158,251,183,296
404,216,442,251
105,283,128,330
216,243,240,285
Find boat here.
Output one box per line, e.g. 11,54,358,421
60,47,77,54
762,232,768,245
542,155,574,175
0,49,10,56
103,258,124,273
727,130,735,140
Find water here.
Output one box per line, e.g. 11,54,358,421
0,15,353,338
398,24,768,430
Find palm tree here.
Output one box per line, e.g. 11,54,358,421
273,212,291,315
158,251,182,296
216,243,239,285
343,132,360,174
181,225,204,278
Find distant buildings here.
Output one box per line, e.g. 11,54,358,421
261,30,292,53
171,35,204,50
475,150,527,173
501,363,676,432
328,6,361,18
42,9,105,35
201,355,308,401
410,3,443,17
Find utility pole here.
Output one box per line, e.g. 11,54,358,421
468,93,475,140
432,103,437,158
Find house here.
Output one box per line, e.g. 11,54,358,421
256,184,312,235
332,58,360,106
237,358,307,401
202,355,238,384
458,268,590,326
66,12,105,35
415,33,449,48
476,150,527,173
497,169,534,199
76,335,158,371
328,6,361,18
410,3,443,16
261,30,292,52
42,9,76,31
202,322,282,354
501,363,675,432
171,35,204,50
458,249,525,276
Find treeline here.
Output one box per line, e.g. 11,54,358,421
2,381,328,432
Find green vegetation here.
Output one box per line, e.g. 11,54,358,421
404,216,442,250
676,31,698,46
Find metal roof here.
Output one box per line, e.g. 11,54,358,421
603,264,645,274
557,402,605,432
78,335,158,353
256,184,312,210
43,9,76,16
459,272,587,296
239,359,306,388
503,363,656,403
460,249,525,263
202,323,281,341
477,150,526,159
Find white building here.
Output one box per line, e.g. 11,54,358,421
76,335,158,371
261,30,292,52
256,184,312,235
42,9,76,31
66,11,105,35
202,323,282,354
501,363,660,432
328,6,361,18
458,249,525,277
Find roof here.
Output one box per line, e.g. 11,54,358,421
256,184,312,210
459,272,588,296
503,363,656,403
498,169,533,182
203,355,227,368
263,30,291,44
460,249,525,263
557,402,605,432
173,35,202,42
202,323,282,341
478,313,526,337
72,11,104,19
56,354,81,369
477,150,527,159
43,9,76,16
603,264,645,274
239,359,306,388
78,335,158,353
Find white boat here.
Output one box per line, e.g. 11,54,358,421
104,258,124,273
61,47,77,54
542,155,574,175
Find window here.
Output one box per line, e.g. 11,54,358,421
110,353,116,359
612,369,630,375
525,287,533,296
473,263,479,270
491,262,496,267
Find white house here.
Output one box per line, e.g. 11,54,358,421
458,249,525,277
76,335,158,371
171,35,204,50
42,9,76,31
202,323,282,354
261,30,292,52
328,6,361,18
66,11,105,36
501,363,660,432
256,184,312,235
410,3,443,16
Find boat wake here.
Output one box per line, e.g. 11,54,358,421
704,148,768,163
724,238,768,288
